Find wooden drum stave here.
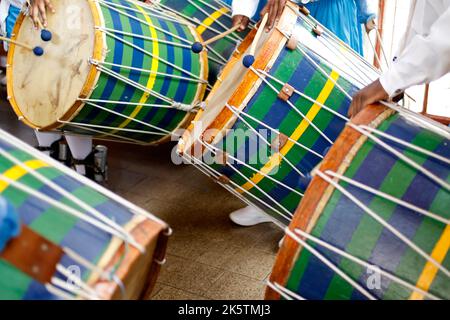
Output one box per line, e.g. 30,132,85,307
7,0,208,145
267,104,450,300
0,128,170,299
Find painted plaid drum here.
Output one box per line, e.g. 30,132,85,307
267,104,450,300
152,0,251,83
178,2,379,225
0,128,170,299
7,0,208,145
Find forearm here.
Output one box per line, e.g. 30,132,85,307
380,7,450,97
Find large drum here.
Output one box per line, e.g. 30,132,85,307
178,2,379,226
0,128,170,299
267,104,450,300
152,0,251,83
7,0,208,145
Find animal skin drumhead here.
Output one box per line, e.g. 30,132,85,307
8,0,96,128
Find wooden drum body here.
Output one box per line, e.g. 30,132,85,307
0,128,169,299
267,105,450,300
7,0,208,145
178,2,378,226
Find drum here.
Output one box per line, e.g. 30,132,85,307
152,0,251,83
0,128,170,299
7,0,208,145
267,104,450,300
177,2,379,226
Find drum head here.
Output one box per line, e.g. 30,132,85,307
8,0,97,129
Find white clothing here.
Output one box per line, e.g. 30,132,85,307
380,0,450,97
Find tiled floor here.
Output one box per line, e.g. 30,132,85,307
0,87,283,300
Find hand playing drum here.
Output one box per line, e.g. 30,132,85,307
29,0,55,28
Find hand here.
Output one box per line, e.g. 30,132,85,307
365,17,376,33
260,0,287,32
30,0,55,28
348,79,389,118
232,15,250,32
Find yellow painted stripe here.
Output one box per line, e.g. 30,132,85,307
0,160,48,192
196,7,229,35
410,225,450,300
237,70,340,193
110,5,160,134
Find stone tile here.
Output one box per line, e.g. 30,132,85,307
152,284,206,300
105,167,148,193
158,255,225,296
194,239,242,268
252,223,284,254
206,272,266,300
220,247,276,281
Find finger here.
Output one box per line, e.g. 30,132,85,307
240,16,250,31
276,0,287,21
31,6,39,29
257,5,268,28
232,15,242,28
267,2,278,31
44,0,55,14
38,3,47,27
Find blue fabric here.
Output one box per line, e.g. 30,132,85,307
0,196,20,252
227,0,374,55
6,5,21,38
305,0,375,56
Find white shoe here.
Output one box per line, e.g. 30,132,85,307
229,206,273,227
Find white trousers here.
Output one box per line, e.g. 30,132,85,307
34,131,92,160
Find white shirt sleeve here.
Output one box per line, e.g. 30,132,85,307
379,6,450,97
231,0,260,18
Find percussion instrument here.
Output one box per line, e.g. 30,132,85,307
151,0,251,83
7,0,208,145
0,128,170,299
178,2,379,226
267,104,450,300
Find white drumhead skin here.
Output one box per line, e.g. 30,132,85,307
9,0,95,128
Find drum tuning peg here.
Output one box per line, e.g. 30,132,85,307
243,54,255,68
40,29,52,42
33,46,44,56
191,42,204,53
298,173,313,191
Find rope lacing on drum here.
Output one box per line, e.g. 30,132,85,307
100,0,191,26
89,58,200,111
179,151,290,226
201,138,304,198
249,66,335,145
95,27,205,82
197,140,294,221
266,281,306,300
226,104,324,160
0,147,143,251
289,4,380,76
186,0,243,42
279,227,443,300
150,0,242,64
315,169,450,280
